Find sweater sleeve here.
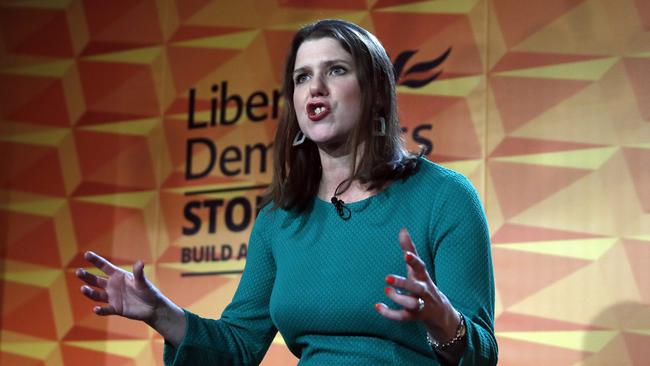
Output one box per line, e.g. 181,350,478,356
430,173,498,365
164,209,278,366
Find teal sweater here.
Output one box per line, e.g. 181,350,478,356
165,159,498,365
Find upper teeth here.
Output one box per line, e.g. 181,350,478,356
314,106,325,114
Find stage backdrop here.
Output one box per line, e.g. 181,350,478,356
1,0,649,365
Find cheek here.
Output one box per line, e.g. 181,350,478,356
341,84,362,115
339,80,361,104
293,88,306,114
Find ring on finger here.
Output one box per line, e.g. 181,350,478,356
417,297,425,312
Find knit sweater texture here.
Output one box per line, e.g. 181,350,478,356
164,158,498,365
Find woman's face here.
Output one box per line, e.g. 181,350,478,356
292,37,362,152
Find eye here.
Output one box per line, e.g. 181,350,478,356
329,65,347,76
294,73,310,85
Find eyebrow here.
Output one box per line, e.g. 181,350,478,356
293,59,352,77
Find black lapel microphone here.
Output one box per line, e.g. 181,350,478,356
331,196,352,220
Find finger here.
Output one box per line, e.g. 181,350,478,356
93,305,117,316
398,229,417,279
80,285,109,303
386,275,426,297
384,287,422,312
405,251,432,282
84,251,120,276
398,228,419,256
76,268,108,288
132,260,146,284
374,303,415,322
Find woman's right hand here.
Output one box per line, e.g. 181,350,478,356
76,251,162,321
76,251,186,345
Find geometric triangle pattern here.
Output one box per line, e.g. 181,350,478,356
1,1,649,365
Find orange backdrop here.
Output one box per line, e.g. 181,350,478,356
1,0,649,365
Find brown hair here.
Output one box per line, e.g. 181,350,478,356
264,19,420,211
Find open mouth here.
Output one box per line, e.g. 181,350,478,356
307,101,330,121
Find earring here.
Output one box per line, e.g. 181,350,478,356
373,116,386,136
292,130,306,146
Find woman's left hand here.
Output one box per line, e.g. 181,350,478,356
375,228,460,343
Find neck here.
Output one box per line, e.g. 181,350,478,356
319,152,354,195
317,143,370,202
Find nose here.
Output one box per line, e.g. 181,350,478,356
309,74,328,97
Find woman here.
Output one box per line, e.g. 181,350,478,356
77,19,498,365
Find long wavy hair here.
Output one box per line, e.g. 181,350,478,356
264,19,420,212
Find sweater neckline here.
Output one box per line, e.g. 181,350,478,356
312,178,399,212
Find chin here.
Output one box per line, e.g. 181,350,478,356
312,136,349,150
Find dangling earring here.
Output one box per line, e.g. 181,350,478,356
293,130,306,146
373,116,386,136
